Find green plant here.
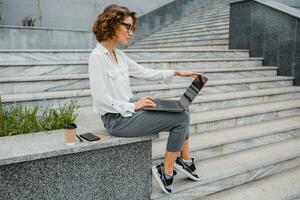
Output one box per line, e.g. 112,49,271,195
0,97,4,130
0,101,79,137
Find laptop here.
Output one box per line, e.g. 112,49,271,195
143,75,208,112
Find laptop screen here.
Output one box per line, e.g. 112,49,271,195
179,75,208,109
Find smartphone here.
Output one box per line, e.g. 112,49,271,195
79,133,100,141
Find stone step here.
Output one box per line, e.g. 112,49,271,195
200,166,300,200
178,8,229,21
129,44,229,50
167,16,229,31
145,26,228,40
139,57,263,70
152,21,229,35
125,49,248,60
184,7,229,19
0,66,279,93
141,29,229,42
151,138,300,199
131,66,278,85
130,40,229,49
133,76,293,100
172,11,230,25
148,24,229,38
134,33,228,45
132,38,228,48
173,13,229,25
174,10,229,21
186,86,300,112
0,48,248,62
1,76,294,108
163,17,229,32
163,16,229,31
0,49,92,62
2,89,93,109
186,3,229,13
0,58,263,77
186,99,300,134
152,115,300,165
0,74,88,94
155,93,300,141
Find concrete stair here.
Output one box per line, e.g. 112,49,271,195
129,6,230,50
0,49,249,62
140,30,229,42
157,16,229,33
199,166,300,200
0,66,279,93
132,2,299,200
1,1,300,200
153,16,229,32
151,138,300,199
135,33,228,45
153,116,300,165
146,25,229,39
158,16,229,31
129,39,229,49
0,58,264,78
1,76,294,107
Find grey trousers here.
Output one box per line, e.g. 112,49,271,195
101,109,190,152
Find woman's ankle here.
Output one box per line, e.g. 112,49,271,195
181,153,192,161
164,166,174,175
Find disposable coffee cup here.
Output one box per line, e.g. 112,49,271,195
63,123,77,145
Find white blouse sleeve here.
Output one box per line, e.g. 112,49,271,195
124,53,175,83
88,53,135,116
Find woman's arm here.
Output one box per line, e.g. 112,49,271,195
124,52,203,81
124,53,174,83
174,70,203,78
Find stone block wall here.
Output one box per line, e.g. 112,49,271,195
0,0,174,30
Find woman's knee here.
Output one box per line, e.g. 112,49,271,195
180,111,190,123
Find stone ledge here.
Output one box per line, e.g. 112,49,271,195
0,135,153,200
0,106,155,199
0,129,155,166
0,25,90,32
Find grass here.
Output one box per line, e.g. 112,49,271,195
0,101,79,137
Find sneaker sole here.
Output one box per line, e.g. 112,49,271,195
152,166,172,195
174,163,201,181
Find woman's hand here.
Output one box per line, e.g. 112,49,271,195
134,96,156,111
175,70,203,78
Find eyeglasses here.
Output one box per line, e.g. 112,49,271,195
121,22,135,33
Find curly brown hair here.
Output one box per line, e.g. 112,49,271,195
93,4,137,42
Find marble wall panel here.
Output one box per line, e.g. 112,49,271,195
294,18,300,85
230,1,300,86
250,3,266,58
229,1,252,49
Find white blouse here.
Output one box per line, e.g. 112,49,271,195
88,43,175,117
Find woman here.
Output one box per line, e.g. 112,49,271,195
89,4,203,194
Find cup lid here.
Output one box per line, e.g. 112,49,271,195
63,123,77,129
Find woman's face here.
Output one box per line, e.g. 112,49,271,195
115,16,134,45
